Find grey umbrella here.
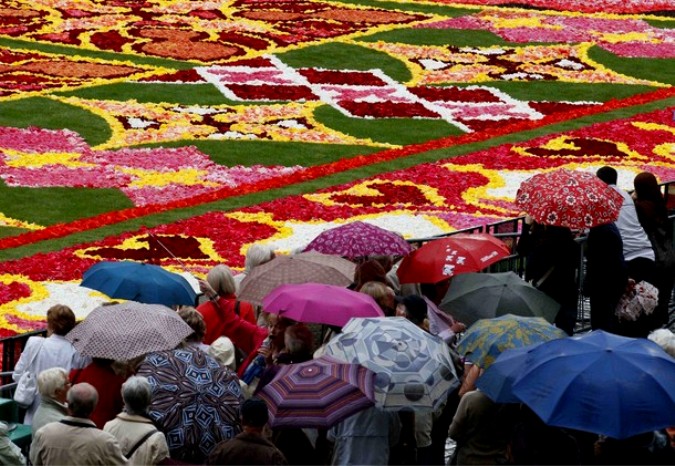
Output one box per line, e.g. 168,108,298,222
237,252,356,306
439,271,560,327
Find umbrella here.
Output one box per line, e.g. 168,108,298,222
396,233,510,284
324,317,459,411
475,343,543,404
258,355,376,428
303,221,412,259
455,314,567,369
65,302,194,360
81,260,197,307
137,346,242,462
439,271,560,327
238,252,356,306
262,283,384,328
515,169,623,229
511,330,675,439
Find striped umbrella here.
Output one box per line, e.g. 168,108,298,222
258,355,375,428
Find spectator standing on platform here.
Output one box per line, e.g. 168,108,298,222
517,216,580,335
207,398,287,465
13,304,89,424
32,367,69,436
30,383,127,465
104,376,170,465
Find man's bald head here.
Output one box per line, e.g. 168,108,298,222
67,383,99,419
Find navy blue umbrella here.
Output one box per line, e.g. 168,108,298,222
509,330,675,439
81,261,197,308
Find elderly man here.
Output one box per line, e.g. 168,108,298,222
31,367,70,436
30,382,127,465
104,376,170,465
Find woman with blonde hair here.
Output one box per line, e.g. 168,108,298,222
197,265,257,343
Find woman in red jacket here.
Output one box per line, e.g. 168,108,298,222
197,269,267,375
197,265,257,344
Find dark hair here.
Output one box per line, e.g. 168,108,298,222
633,172,663,203
284,323,314,355
596,166,618,185
397,295,428,325
47,305,77,336
241,398,269,427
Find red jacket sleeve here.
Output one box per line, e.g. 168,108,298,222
198,297,267,354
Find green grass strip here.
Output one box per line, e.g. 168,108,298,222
0,180,134,227
313,105,464,145
0,97,112,146
588,46,675,86
55,83,235,106
278,42,412,82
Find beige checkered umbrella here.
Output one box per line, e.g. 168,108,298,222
65,302,194,360
238,252,356,306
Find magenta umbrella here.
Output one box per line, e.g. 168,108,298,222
262,283,384,328
303,221,411,259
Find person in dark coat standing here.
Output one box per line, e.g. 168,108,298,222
517,216,580,335
584,222,628,333
206,398,287,465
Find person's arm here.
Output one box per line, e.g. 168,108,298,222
104,436,129,465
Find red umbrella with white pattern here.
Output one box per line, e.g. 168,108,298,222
396,233,510,284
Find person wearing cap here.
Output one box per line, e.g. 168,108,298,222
206,398,287,465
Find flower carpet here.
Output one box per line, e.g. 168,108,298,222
0,0,674,336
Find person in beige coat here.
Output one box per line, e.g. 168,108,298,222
30,383,127,465
104,376,170,465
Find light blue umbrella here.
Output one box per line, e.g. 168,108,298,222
324,317,459,411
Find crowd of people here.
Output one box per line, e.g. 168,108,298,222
1,167,674,465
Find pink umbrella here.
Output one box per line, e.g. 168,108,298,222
303,221,412,259
262,283,384,328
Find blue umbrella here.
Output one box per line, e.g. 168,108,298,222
510,330,675,439
475,343,543,403
81,261,197,308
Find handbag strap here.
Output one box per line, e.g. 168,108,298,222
125,429,158,459
23,337,45,372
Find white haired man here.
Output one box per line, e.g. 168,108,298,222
30,383,127,465
104,376,170,465
31,367,69,436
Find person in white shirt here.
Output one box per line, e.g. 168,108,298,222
12,304,90,424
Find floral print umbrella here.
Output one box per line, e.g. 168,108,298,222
303,221,412,259
137,346,242,464
515,169,623,229
455,314,567,369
